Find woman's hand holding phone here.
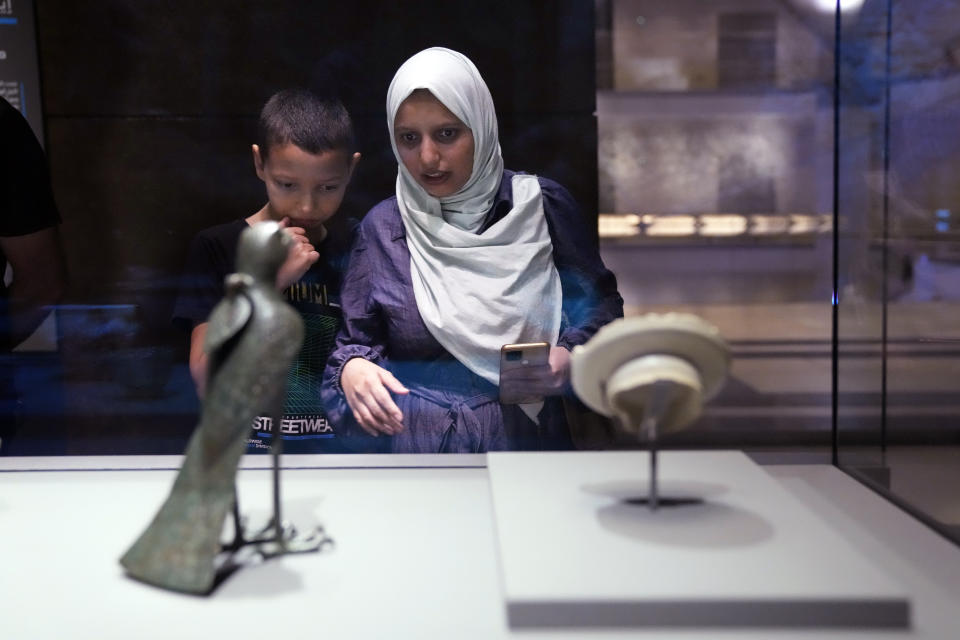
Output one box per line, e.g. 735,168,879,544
499,344,570,403
340,358,409,436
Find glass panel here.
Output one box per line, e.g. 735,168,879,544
4,0,956,497
597,0,836,454
6,1,607,457
836,0,960,544
834,0,887,480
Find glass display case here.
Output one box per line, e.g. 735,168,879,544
2,2,960,636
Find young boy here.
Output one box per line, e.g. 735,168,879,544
173,89,360,453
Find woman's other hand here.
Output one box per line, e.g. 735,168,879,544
499,346,571,398
340,357,410,436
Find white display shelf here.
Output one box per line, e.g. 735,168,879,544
1,452,958,639
487,451,909,629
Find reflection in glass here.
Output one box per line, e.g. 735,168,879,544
699,215,749,237
597,0,958,542
644,215,698,237
597,0,836,451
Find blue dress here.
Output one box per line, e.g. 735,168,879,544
321,170,623,453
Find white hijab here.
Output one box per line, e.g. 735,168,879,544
386,47,562,395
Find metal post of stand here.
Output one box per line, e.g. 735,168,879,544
272,427,283,546
643,416,659,511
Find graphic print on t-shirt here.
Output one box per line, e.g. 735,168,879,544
247,279,343,452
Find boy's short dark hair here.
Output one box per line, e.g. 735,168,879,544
257,89,355,159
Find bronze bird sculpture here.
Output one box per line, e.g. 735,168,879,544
120,221,328,594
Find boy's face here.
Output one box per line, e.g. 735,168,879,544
253,143,360,232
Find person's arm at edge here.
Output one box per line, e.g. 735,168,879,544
189,322,209,397
0,226,67,346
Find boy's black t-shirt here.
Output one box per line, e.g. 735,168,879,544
173,215,357,453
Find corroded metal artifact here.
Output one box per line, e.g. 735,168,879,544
120,221,329,594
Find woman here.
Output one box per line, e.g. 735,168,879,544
321,47,622,453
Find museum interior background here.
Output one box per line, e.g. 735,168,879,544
1,1,957,542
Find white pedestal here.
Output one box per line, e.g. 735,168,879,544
487,451,910,629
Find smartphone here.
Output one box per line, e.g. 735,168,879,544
499,342,550,404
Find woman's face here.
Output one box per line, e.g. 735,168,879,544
394,90,475,198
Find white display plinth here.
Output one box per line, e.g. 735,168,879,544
487,451,910,629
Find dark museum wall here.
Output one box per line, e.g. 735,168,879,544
24,0,596,451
